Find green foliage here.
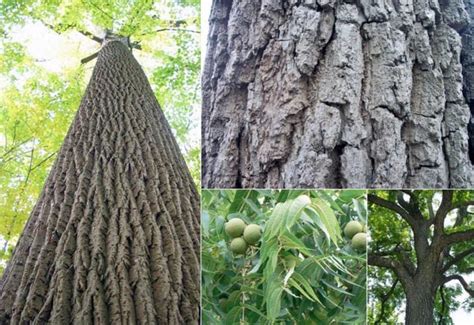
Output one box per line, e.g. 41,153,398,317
0,0,200,275
202,190,367,324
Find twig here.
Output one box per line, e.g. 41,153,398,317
442,274,474,297
439,285,446,324
30,151,57,172
141,27,200,36
81,52,99,64
375,279,399,325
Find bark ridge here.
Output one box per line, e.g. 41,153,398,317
0,41,200,324
203,0,474,188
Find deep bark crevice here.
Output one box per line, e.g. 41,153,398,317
203,0,474,188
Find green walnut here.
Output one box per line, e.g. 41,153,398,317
351,232,367,250
344,221,363,238
230,237,248,254
243,224,262,245
225,218,246,238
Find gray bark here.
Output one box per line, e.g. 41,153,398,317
0,41,200,324
405,286,435,325
203,0,474,188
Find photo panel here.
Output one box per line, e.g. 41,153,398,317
368,190,474,324
201,189,367,324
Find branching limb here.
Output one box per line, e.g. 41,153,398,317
372,245,416,276
369,253,413,286
368,254,396,269
0,138,34,164
433,191,453,235
453,206,468,229
442,247,474,272
42,21,103,44
427,195,435,221
369,193,431,264
76,28,103,43
152,28,200,34
396,191,424,221
368,194,414,226
441,274,474,297
81,52,99,64
375,279,399,325
439,285,446,324
443,229,474,247
398,251,416,276
448,200,474,214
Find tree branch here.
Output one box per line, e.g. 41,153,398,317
443,229,474,247
439,285,446,324
81,52,99,64
433,191,453,235
153,28,200,34
368,194,414,226
375,279,399,325
42,21,103,44
369,253,413,285
76,28,103,43
30,151,57,172
449,200,474,213
372,245,416,276
397,191,424,221
442,247,474,272
368,254,396,269
427,195,435,221
0,138,34,164
442,274,474,297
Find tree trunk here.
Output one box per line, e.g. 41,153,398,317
463,1,474,163
405,286,435,325
0,41,200,324
203,0,474,188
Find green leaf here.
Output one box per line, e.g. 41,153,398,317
308,198,342,246
265,276,283,321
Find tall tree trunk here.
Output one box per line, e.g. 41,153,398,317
203,0,474,188
404,265,437,325
0,41,200,324
405,287,435,325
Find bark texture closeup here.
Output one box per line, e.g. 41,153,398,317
203,0,474,188
0,41,200,324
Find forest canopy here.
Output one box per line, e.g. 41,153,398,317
0,0,200,275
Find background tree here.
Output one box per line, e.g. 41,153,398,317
0,0,200,273
202,189,366,324
0,35,200,323
368,190,474,324
202,0,473,188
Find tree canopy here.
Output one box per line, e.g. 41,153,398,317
0,0,200,275
368,190,474,324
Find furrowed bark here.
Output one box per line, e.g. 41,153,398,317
405,286,435,325
203,0,474,188
0,41,200,324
